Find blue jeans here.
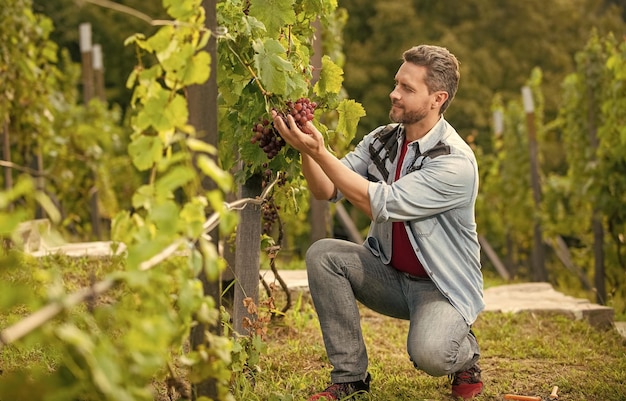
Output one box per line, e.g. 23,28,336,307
306,238,480,384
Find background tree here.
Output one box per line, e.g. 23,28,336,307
339,0,625,144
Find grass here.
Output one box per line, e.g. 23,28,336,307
2,255,625,401
246,290,626,401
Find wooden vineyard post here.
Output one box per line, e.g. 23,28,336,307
186,0,222,399
79,22,101,239
521,86,547,282
92,44,105,102
232,174,262,336
79,23,95,104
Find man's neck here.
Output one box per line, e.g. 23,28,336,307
404,114,442,142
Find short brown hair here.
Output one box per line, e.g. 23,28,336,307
402,45,460,114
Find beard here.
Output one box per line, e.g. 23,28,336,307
389,104,428,124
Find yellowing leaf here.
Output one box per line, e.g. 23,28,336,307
180,50,211,86
164,0,201,20
196,154,233,192
336,99,366,140
314,55,344,96
128,135,163,171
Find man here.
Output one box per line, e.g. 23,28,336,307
272,44,484,400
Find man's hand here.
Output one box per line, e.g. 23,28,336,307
271,110,372,217
271,110,325,158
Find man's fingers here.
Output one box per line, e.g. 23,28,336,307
271,110,288,133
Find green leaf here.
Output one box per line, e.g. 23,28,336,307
180,50,211,86
123,33,145,47
248,0,296,36
127,238,173,270
137,89,189,133
336,99,366,140
155,165,196,196
196,154,233,192
149,200,180,236
132,185,156,210
180,199,208,238
164,0,201,20
128,135,163,171
314,55,344,96
253,39,294,95
187,138,217,155
146,25,177,54
0,210,29,236
34,191,61,224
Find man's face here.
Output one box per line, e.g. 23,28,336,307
389,63,437,125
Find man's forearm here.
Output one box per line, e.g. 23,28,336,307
311,149,372,219
301,153,336,200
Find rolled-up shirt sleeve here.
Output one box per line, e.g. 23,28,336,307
369,154,477,224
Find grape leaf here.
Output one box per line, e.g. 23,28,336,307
128,135,163,171
196,154,233,192
149,201,180,236
155,165,196,197
180,50,211,86
314,55,344,96
253,39,294,95
163,0,201,20
336,99,366,140
248,0,296,36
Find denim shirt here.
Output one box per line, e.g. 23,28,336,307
332,117,484,325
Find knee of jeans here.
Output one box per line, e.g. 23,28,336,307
407,341,456,377
305,239,336,270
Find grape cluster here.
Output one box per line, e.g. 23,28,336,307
250,98,318,160
285,97,317,130
251,118,284,159
261,165,287,188
261,202,280,236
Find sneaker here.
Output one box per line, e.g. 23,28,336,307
307,373,371,401
451,364,483,399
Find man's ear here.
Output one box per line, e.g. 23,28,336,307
432,91,449,110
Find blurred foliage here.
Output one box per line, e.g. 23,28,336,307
339,0,626,145
31,0,168,113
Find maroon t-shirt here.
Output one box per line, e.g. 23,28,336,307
390,139,428,278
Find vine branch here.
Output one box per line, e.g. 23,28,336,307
78,0,227,36
225,41,271,97
0,160,48,177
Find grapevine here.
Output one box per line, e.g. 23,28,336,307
260,167,286,235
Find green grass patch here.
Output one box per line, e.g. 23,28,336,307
248,291,626,401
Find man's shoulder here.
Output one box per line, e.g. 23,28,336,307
368,123,402,141
438,120,476,157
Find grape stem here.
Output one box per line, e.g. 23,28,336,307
225,42,271,97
